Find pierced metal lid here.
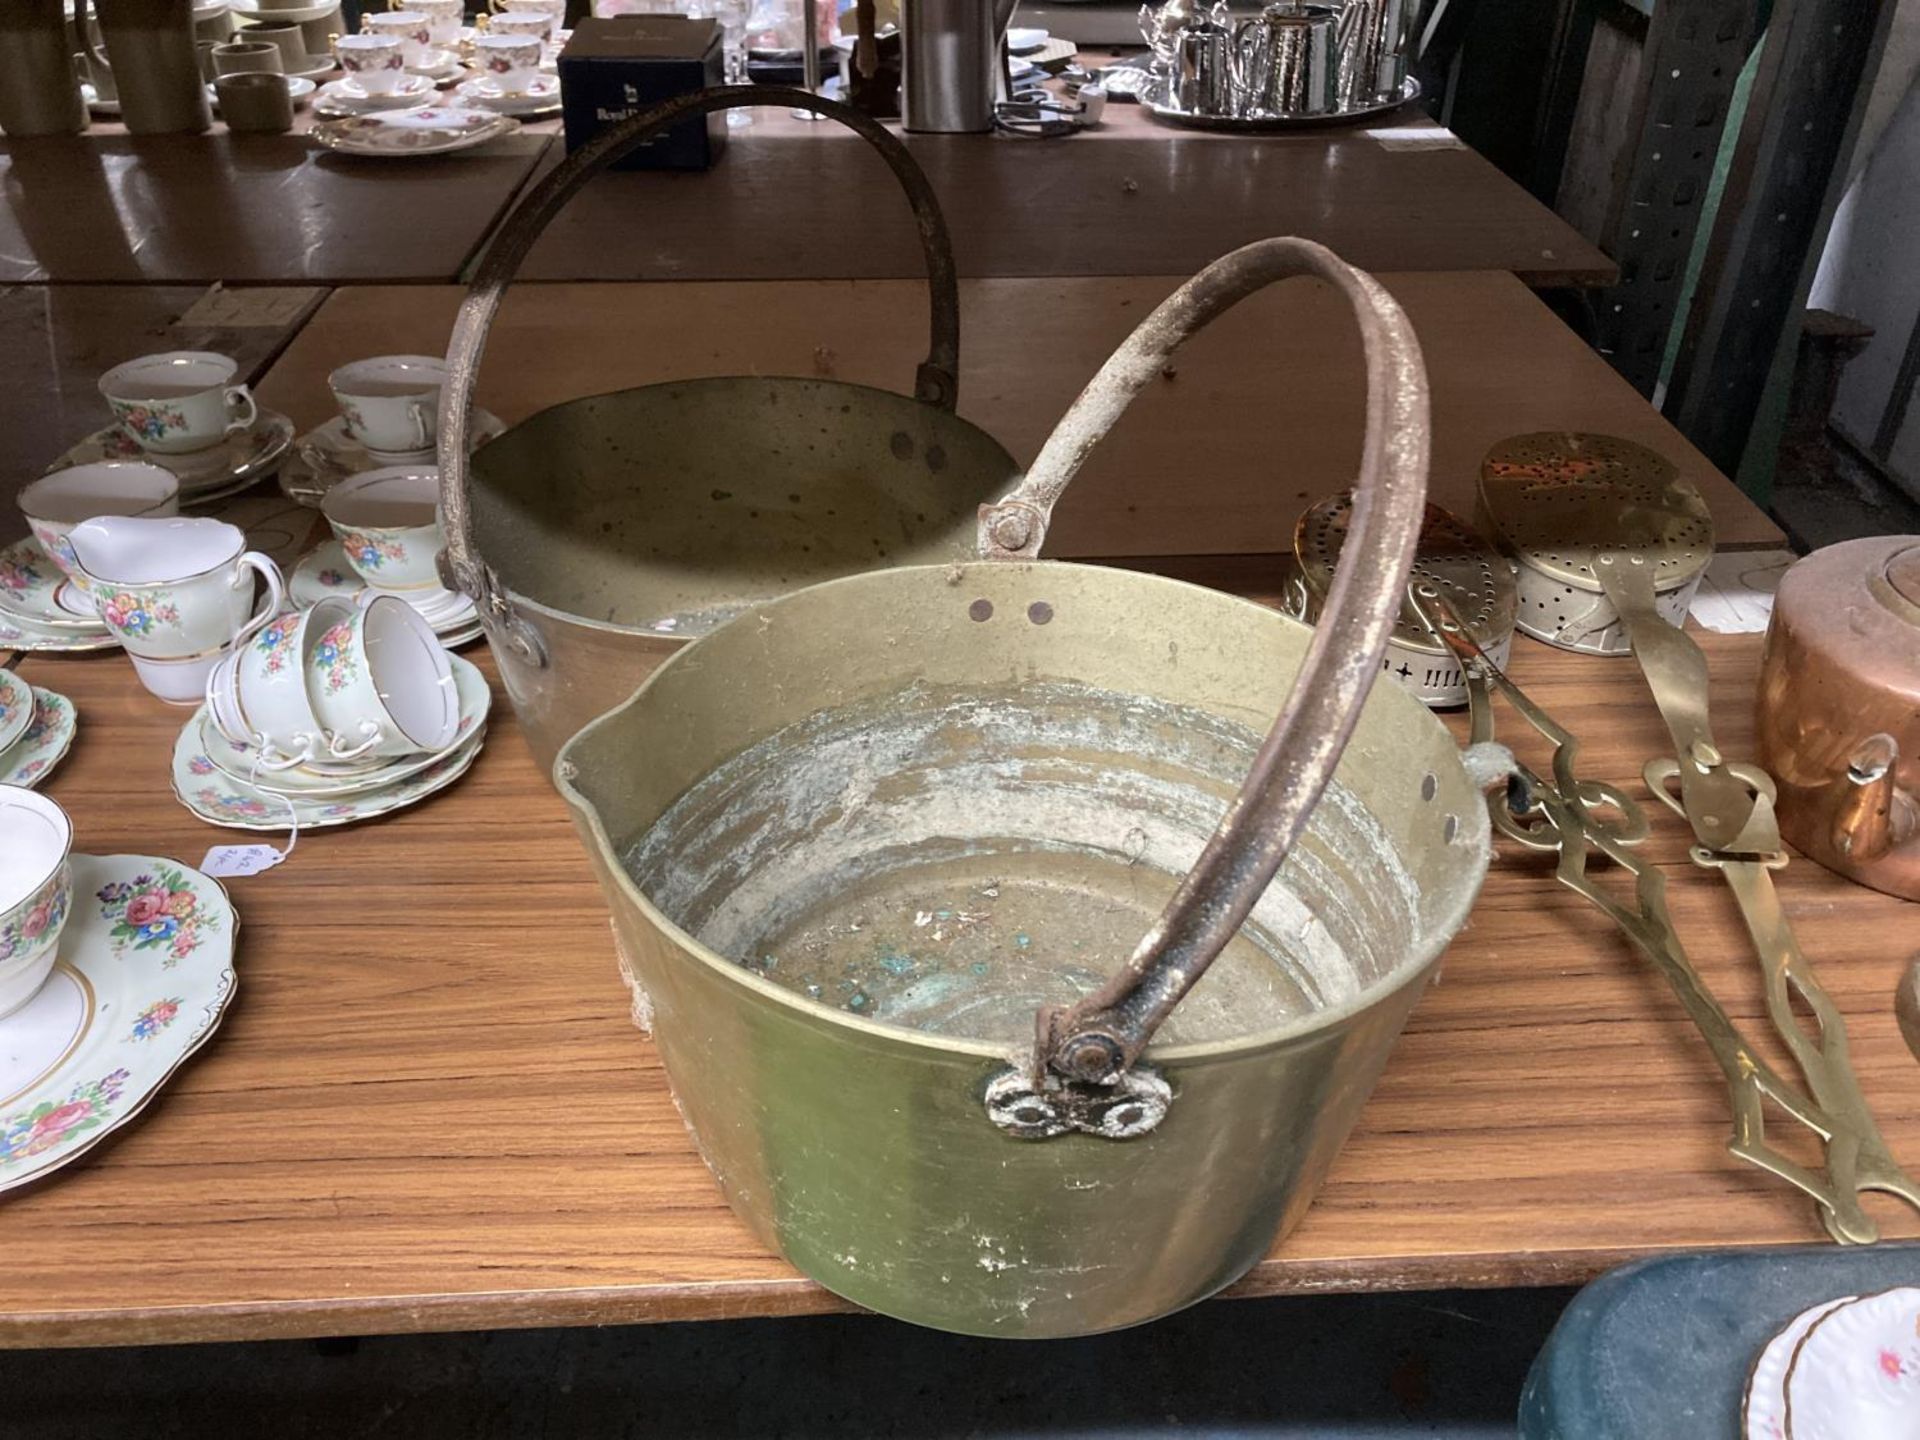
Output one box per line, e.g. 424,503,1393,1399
1295,494,1515,656
1477,432,1713,594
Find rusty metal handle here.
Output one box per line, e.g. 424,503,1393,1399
438,85,962,616
1022,238,1431,1089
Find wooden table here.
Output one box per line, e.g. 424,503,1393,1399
254,273,1781,553
511,107,1616,286
0,132,551,285
0,285,324,510
4,607,1914,1346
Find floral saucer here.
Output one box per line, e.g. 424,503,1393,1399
312,74,437,117
454,74,561,117
51,412,296,505
279,409,506,508
0,539,100,631
312,107,520,158
1743,1296,1855,1439
0,668,33,755
199,653,489,796
0,854,237,1195
174,711,486,830
289,541,481,646
0,540,115,654
0,689,77,791
1782,1288,1920,1439
407,48,466,83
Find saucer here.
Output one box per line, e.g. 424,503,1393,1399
51,412,297,505
0,668,33,754
279,410,506,508
0,853,237,1195
407,48,465,82
0,689,77,791
312,106,519,157
200,653,489,796
312,74,436,116
208,76,317,110
1743,1295,1855,1439
0,540,114,645
174,710,486,830
1782,1288,1920,1439
290,541,481,645
454,74,560,116
0,540,103,632
0,606,121,655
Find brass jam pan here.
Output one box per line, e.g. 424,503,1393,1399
1288,493,1515,707
1477,432,1712,655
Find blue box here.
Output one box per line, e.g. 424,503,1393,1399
558,16,726,171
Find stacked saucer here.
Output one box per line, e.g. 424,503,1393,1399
178,598,490,831
80,351,293,506
0,673,77,791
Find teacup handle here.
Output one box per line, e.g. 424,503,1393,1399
327,723,385,761
230,552,285,646
248,734,322,773
404,398,433,452
224,384,258,435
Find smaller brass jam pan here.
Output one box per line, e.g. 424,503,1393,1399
437,88,1023,776
558,239,1492,1336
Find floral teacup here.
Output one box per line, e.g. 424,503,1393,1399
363,10,434,64
472,33,542,92
207,599,368,769
321,467,446,594
327,355,446,457
401,0,464,46
488,10,554,39
334,33,408,94
17,462,180,615
308,594,458,760
68,516,286,706
97,352,256,457
0,786,73,1019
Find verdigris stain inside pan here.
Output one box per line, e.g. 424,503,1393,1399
467,378,1023,638
623,679,1420,1044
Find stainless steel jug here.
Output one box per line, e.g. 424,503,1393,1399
1231,1,1339,117
1173,19,1234,114
1334,0,1414,107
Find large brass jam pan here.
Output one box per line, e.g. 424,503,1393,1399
558,238,1492,1336
437,89,1022,774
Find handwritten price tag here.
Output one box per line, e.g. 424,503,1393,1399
199,844,289,879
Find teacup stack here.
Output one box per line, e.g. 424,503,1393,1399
0,787,72,1019
313,465,479,644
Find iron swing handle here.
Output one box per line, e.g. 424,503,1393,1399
988,237,1432,1095
436,86,964,625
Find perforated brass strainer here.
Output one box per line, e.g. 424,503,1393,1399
1477,433,1714,655
1291,495,1514,707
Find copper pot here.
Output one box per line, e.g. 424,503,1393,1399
1756,536,1920,900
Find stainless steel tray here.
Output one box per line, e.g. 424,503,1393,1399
1144,76,1419,131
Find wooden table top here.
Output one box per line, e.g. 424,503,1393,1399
511,105,1616,286
0,132,550,285
254,273,1781,552
3,603,1914,1347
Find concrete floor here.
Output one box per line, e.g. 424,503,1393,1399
7,1287,1575,1438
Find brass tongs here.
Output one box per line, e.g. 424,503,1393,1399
1413,587,1919,1243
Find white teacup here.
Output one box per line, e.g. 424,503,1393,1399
404,0,464,45
488,10,554,38
98,352,257,456
0,786,73,1020
208,598,373,769
17,462,180,614
321,467,448,594
363,10,434,63
308,595,458,759
334,33,408,93
327,355,446,456
68,516,287,706
472,33,543,92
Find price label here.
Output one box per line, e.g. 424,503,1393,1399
199,844,289,878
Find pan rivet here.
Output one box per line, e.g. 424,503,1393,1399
990,513,1032,551
1028,601,1054,625
1442,814,1459,843
969,599,995,622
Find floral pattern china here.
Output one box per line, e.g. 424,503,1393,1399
50,412,297,505
290,541,481,647
280,411,505,509
1782,1288,1920,1439
312,107,520,158
0,868,68,968
108,402,191,445
1,688,79,790
0,537,106,633
0,669,32,756
0,853,237,1193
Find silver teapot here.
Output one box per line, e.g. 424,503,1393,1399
1229,0,1338,116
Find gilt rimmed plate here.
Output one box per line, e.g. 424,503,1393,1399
0,539,99,631
1783,1287,1920,1438
453,74,561,117
312,74,438,117
1743,1296,1855,1439
51,411,296,504
312,107,520,157
0,853,237,1195
279,410,505,508
0,668,33,755
0,541,116,653
200,654,489,795
0,689,75,790
174,713,486,830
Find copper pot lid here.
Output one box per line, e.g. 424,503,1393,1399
1478,432,1712,595
1874,541,1920,625
1295,494,1515,656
